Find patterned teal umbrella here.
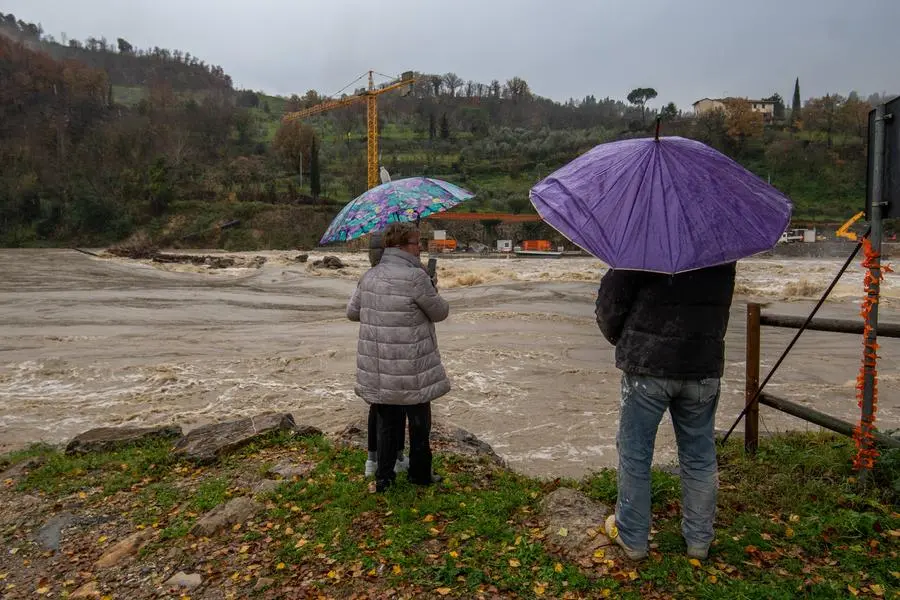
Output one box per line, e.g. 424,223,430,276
320,177,474,245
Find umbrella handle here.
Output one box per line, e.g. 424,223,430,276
655,116,661,142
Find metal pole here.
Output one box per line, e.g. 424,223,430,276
860,104,886,481
745,303,761,454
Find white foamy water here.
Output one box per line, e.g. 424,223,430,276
0,249,897,478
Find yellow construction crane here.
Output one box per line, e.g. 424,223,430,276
283,70,416,190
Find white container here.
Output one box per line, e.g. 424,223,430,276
497,240,513,252
433,230,447,241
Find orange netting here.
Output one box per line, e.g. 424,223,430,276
853,237,893,470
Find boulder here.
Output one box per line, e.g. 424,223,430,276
191,496,261,537
164,571,202,589
66,425,182,455
173,413,320,464
539,488,620,564
313,255,345,269
252,480,281,496
94,529,155,569
294,254,309,263
268,460,315,480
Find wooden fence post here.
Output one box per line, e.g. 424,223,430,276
745,303,761,454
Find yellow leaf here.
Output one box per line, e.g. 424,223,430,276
97,535,108,544
449,551,459,559
36,586,50,594
689,558,702,568
627,571,638,581
435,588,452,596
231,523,241,532
276,562,286,570
294,539,308,548
600,590,611,598
392,565,402,575
871,584,884,597
708,575,718,584
367,568,377,577
554,563,563,573
533,583,546,596
508,559,521,568
423,514,435,522
284,527,293,535
429,528,440,536
515,535,522,546
327,570,337,579
557,527,568,537
0,574,7,581
593,549,605,559
789,514,800,523
78,492,87,499
785,527,795,539
290,505,301,512
890,571,900,579
887,530,900,538
848,584,859,596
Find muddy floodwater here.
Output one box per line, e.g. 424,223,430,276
1,249,898,478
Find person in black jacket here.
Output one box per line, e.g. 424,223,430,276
595,263,736,561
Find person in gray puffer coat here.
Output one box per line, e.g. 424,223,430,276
347,222,450,492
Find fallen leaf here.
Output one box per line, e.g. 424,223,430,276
593,549,605,559
276,562,285,570
327,570,337,579
36,586,50,594
848,584,859,597
600,590,611,598
708,574,718,584
284,527,293,535
689,558,701,568
239,544,250,554
78,492,87,499
554,563,563,573
890,571,900,579
294,539,308,548
449,551,458,559
0,574,6,581
870,584,884,597
557,528,568,537
429,528,440,536
627,571,638,581
97,535,108,544
435,588,452,596
515,536,522,546
887,530,900,538
789,514,800,523
423,514,435,523
785,528,795,538
508,559,521,568
533,583,546,596
392,565,402,575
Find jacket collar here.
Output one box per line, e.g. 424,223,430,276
381,247,423,268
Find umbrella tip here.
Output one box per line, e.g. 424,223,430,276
655,116,661,142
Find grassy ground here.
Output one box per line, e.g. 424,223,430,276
1,432,897,598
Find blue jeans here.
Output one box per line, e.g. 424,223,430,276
615,373,720,553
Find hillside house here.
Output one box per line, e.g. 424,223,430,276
692,97,777,121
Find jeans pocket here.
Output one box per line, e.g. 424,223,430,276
697,378,721,404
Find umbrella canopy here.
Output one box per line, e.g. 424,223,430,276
530,136,793,273
320,177,474,245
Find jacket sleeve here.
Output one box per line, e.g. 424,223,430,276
595,269,641,345
412,269,450,323
346,283,362,322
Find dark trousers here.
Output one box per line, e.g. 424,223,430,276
368,403,405,454
375,402,432,488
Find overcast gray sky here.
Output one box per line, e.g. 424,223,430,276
5,0,899,109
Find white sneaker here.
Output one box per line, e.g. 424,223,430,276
364,459,376,478
394,456,410,473
604,515,648,561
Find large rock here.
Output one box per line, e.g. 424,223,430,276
164,571,202,589
66,425,182,455
313,255,345,269
173,413,320,464
191,496,261,537
336,419,505,466
94,529,155,569
539,488,621,564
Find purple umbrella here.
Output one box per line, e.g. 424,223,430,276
530,136,793,273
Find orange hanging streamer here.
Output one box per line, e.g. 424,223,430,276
853,238,893,471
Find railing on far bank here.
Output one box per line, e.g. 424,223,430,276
744,303,900,453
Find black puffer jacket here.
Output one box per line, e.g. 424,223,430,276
595,263,736,379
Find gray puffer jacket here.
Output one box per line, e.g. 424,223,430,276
347,248,450,405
